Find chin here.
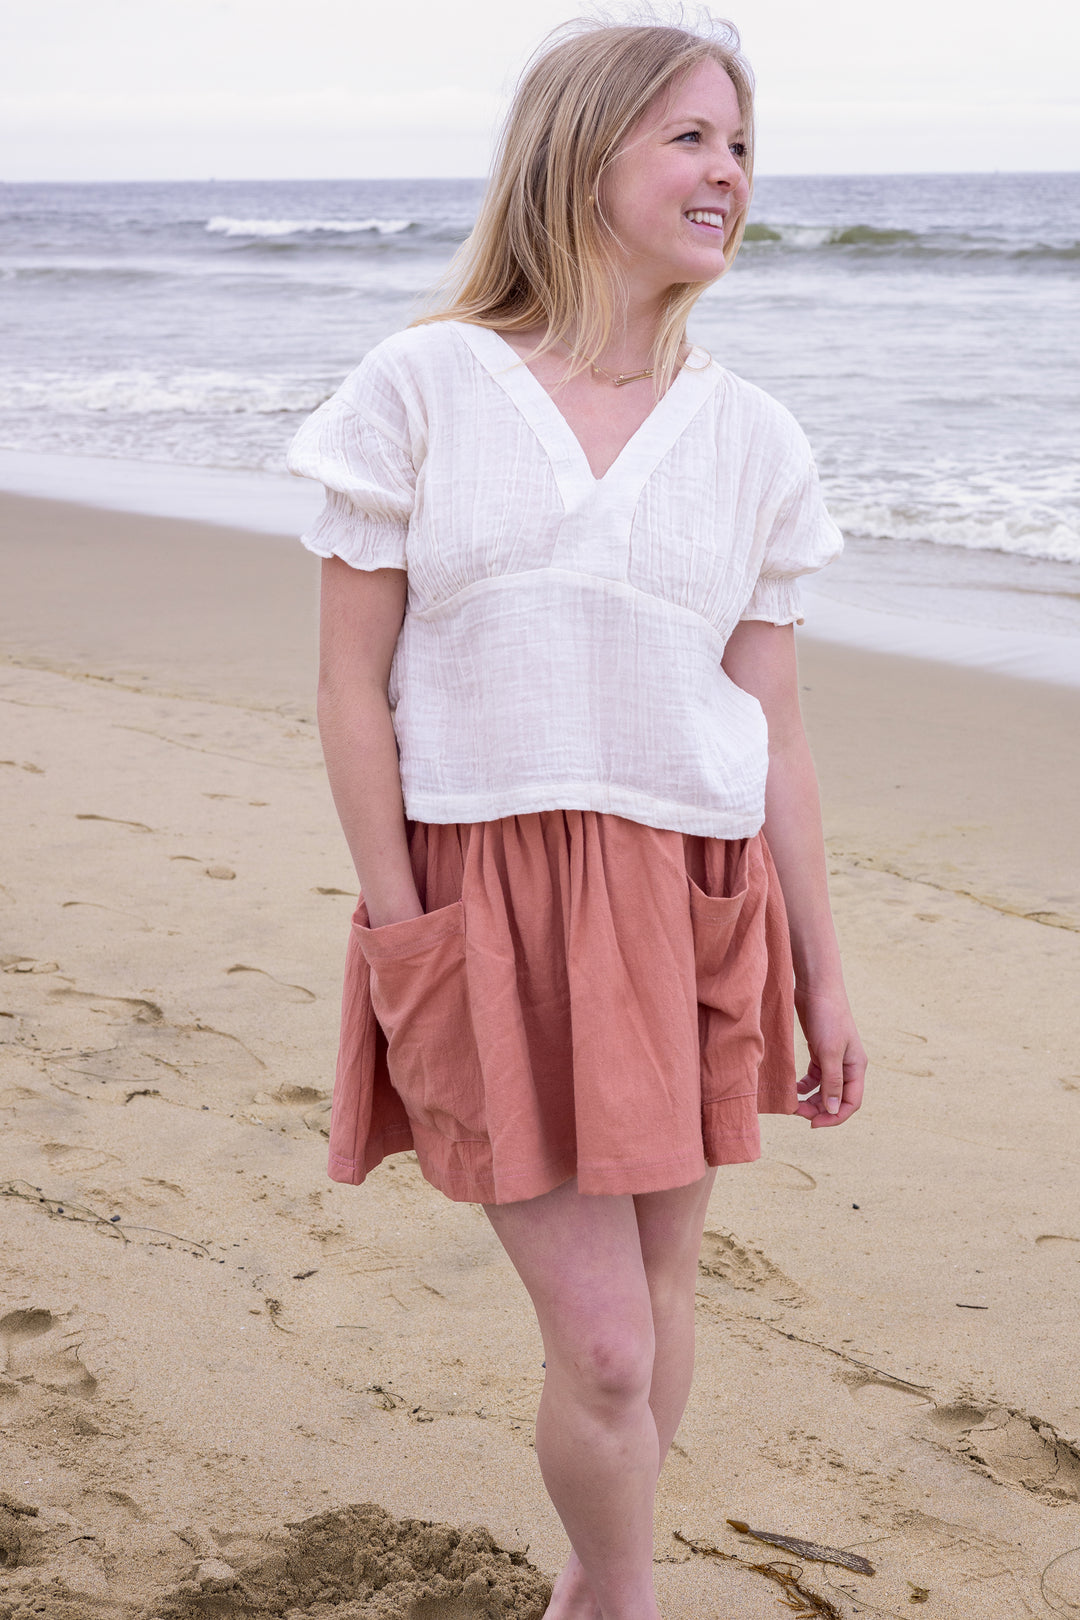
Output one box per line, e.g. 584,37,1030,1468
670,255,726,284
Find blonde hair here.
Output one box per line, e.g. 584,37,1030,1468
414,14,754,392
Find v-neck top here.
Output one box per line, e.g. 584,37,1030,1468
286,320,842,837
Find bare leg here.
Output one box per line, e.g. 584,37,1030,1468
636,1170,717,1456
484,1172,716,1620
547,1172,717,1619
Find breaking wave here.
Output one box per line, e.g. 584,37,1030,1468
205,215,412,238
741,220,1080,264
2,369,331,417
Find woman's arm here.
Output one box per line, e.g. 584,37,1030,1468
316,556,423,928
721,619,866,1126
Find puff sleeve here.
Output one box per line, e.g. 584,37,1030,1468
286,392,415,571
740,450,844,627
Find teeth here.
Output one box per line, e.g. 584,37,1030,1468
685,210,725,228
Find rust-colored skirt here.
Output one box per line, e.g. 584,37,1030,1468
327,811,798,1205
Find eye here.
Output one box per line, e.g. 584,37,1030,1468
729,141,748,160
674,129,702,144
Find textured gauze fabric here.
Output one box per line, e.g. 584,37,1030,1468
286,319,843,838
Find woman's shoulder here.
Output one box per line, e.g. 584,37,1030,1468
327,322,472,418
353,320,470,379
700,361,816,476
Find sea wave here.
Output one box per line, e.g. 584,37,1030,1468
830,495,1080,565
2,369,331,417
741,221,1080,265
205,215,412,238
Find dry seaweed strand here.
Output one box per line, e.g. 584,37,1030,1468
674,1529,844,1618
727,1518,875,1576
0,1179,210,1255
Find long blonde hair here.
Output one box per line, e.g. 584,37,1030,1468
414,16,754,392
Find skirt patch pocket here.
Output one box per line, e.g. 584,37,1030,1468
355,901,486,1142
686,836,769,1099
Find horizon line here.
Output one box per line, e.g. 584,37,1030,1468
3,167,1080,185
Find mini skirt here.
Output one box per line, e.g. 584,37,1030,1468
326,810,798,1205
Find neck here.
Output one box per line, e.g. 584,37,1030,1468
546,295,669,376
592,295,667,371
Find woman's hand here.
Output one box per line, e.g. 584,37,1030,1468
793,986,867,1126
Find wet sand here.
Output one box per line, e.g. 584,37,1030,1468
2,493,1079,1618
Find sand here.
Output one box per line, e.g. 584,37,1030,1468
1,491,1079,1620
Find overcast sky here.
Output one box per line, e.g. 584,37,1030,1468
2,0,1078,181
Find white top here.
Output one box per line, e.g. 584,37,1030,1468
286,320,842,838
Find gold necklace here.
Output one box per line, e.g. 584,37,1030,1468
589,360,655,387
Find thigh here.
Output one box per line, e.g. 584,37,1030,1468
634,1170,717,1299
485,1178,654,1359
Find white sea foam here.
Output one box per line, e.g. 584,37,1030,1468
827,465,1080,565
205,215,411,238
3,370,330,416
832,500,1080,565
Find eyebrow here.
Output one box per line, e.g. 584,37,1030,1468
662,115,744,136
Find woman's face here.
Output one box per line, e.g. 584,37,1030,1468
599,58,751,303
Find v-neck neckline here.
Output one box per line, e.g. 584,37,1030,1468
451,321,723,512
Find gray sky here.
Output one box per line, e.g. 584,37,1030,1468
2,0,1078,180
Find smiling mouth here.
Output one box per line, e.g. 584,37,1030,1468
685,210,726,231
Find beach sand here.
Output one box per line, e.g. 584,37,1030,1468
2,492,1079,1619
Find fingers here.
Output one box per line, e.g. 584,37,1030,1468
795,1042,866,1128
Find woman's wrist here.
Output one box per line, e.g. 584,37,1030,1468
790,937,846,995
360,886,425,929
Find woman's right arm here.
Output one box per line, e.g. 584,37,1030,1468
316,556,423,928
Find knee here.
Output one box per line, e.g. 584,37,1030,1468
560,1320,655,1410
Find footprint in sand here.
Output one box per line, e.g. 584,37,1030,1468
75,813,153,833
0,1308,98,1399
858,1385,1080,1505
698,1230,807,1305
743,1159,817,1192
1043,1546,1080,1611
42,1142,118,1174
225,965,316,1003
921,1399,986,1435
62,899,151,931
43,986,264,1103
955,1409,1080,1502
248,1084,331,1137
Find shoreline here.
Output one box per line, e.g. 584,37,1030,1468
3,490,1078,930
2,453,1079,689
2,491,1079,1617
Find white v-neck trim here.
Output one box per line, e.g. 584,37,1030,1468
451,322,723,512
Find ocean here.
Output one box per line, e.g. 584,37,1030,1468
2,173,1079,674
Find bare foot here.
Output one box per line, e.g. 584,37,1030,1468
544,1551,601,1620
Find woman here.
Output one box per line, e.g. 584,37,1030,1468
288,17,866,1619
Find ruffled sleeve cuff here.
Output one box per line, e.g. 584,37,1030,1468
739,574,805,627
740,452,843,627
299,489,408,571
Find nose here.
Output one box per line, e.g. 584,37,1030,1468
710,147,747,193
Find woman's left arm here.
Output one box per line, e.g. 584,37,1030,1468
722,619,867,1127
